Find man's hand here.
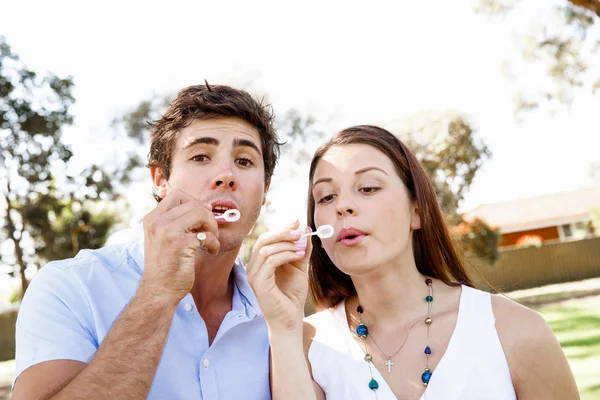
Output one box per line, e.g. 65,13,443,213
141,188,221,303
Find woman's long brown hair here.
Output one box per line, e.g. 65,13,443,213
307,125,475,310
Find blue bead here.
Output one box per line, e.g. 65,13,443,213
356,323,368,337
369,379,379,391
421,370,432,384
426,295,433,302
424,346,431,355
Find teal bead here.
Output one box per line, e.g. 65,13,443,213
368,379,379,391
421,370,432,385
426,295,433,302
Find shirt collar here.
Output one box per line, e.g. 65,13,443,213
127,222,262,317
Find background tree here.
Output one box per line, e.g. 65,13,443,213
390,111,499,263
475,0,600,114
0,37,120,297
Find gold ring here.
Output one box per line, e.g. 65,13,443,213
196,232,207,247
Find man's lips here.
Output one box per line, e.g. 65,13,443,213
210,200,239,223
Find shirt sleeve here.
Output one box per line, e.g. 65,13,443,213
13,262,98,385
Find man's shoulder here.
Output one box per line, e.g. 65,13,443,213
31,240,139,292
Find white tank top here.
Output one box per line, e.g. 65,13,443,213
306,285,517,400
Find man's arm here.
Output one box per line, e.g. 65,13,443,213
13,189,220,400
12,286,178,400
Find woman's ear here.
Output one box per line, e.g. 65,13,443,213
410,203,421,230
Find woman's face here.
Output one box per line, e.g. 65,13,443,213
311,144,421,275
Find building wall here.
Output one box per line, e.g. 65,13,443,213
500,226,560,247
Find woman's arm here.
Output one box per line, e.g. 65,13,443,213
492,295,580,399
247,222,324,400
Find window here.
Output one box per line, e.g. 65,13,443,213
561,224,572,238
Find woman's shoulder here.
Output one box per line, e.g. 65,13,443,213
490,293,567,388
491,293,551,341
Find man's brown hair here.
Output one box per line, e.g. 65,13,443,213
148,83,281,201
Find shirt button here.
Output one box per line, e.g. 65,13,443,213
202,358,210,368
184,303,193,311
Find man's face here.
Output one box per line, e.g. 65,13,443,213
152,117,269,253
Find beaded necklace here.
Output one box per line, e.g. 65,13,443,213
355,278,434,393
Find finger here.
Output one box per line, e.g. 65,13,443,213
161,198,213,223
252,250,307,284
301,228,313,267
171,206,220,239
199,231,220,255
150,188,211,217
247,239,307,274
251,224,306,258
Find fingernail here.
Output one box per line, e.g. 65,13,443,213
290,229,302,237
295,241,307,249
295,250,306,256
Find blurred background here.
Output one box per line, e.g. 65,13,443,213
1,0,599,398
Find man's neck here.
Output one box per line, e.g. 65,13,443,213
190,249,240,345
191,249,239,311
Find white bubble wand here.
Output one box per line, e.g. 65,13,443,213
301,224,335,239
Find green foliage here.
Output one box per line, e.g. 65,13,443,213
0,37,121,294
475,0,600,114
391,111,498,263
9,288,20,303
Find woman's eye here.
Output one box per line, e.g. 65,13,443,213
318,194,336,204
360,187,381,194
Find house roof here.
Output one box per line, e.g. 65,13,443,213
462,186,600,232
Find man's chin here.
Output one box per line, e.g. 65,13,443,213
216,235,245,255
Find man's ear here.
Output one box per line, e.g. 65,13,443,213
262,177,271,206
150,166,168,200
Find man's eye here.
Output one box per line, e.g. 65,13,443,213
236,157,254,167
191,154,209,162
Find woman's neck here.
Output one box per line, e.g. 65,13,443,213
350,255,431,329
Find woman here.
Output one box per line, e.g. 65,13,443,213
246,125,579,399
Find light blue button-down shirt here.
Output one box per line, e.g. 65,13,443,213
15,224,271,399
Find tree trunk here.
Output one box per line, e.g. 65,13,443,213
4,181,29,298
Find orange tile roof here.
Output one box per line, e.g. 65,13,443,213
462,186,600,231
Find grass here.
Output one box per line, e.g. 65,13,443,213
0,281,598,399
535,296,600,399
0,359,14,400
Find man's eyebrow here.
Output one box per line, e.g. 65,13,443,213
182,136,220,150
233,138,262,155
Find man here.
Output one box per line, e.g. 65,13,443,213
13,83,281,399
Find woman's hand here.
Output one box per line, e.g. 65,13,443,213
247,221,312,333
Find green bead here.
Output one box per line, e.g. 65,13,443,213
426,295,433,302
368,379,379,391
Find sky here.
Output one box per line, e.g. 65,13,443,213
1,0,599,251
